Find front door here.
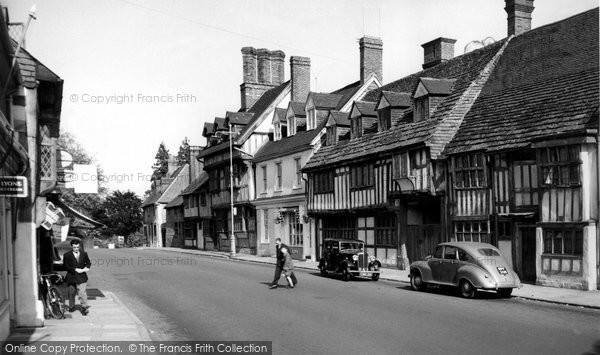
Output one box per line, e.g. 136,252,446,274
520,227,536,283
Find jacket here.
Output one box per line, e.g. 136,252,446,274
63,250,91,284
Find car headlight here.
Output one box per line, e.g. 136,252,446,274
352,255,358,261
368,256,375,263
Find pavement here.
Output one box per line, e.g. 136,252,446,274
5,247,599,343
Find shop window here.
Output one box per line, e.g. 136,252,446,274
375,214,397,246
288,209,303,246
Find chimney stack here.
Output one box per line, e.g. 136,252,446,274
359,36,383,84
421,37,456,69
505,0,534,36
270,50,285,85
189,146,204,181
257,48,272,84
241,47,257,84
290,56,311,103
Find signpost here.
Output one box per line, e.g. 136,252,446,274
0,176,28,197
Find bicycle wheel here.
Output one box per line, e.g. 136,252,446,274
48,287,65,319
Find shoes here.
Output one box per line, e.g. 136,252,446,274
268,285,277,289
81,308,89,316
288,285,294,289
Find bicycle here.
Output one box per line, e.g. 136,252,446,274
40,272,66,319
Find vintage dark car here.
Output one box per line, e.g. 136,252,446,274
318,238,381,281
409,242,521,298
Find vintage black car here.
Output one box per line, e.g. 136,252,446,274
318,238,381,281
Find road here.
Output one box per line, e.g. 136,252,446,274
87,248,600,355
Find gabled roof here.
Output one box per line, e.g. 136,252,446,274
444,8,599,155
331,81,362,110
226,111,254,125
377,91,412,110
14,40,62,89
157,163,189,204
141,192,161,207
203,122,214,136
351,101,377,118
165,195,184,209
254,119,326,163
305,38,509,171
288,101,306,117
214,117,227,131
415,77,456,96
309,92,344,110
181,172,209,195
328,111,350,127
273,108,287,123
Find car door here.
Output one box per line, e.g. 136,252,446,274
440,246,460,284
427,246,445,282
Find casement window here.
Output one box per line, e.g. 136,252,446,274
539,145,581,187
200,192,206,206
261,165,267,191
287,117,296,136
313,170,334,193
350,163,374,189
322,217,356,240
543,228,583,256
375,214,397,246
294,158,302,187
262,209,269,243
275,162,282,190
326,126,336,146
414,97,429,122
274,123,280,141
510,150,539,207
288,209,303,246
454,153,486,188
351,117,362,139
378,109,391,131
454,221,491,244
307,109,316,130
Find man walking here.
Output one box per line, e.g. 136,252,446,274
63,239,91,315
269,238,287,289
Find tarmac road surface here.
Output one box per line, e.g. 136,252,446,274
88,248,600,355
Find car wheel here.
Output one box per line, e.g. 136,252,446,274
342,268,351,282
410,270,426,291
497,288,513,298
371,273,380,281
459,279,476,298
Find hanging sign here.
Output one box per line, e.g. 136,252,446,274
0,176,28,197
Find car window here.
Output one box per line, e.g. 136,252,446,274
341,242,361,250
457,248,472,262
433,246,443,258
477,248,500,256
444,246,457,260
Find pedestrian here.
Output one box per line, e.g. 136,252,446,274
281,247,297,288
269,238,287,289
63,239,91,315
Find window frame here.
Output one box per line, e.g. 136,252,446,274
453,153,487,188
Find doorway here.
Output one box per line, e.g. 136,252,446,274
520,227,537,283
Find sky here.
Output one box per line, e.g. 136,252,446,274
3,0,598,197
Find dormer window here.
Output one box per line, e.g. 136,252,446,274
375,91,412,131
378,109,391,131
287,117,296,136
412,78,455,122
351,116,363,139
274,122,281,141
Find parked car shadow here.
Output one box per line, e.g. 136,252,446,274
402,284,513,300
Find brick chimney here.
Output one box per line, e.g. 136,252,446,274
240,47,285,111
257,48,272,84
505,0,534,37
359,36,383,84
290,56,310,103
421,37,456,69
270,50,285,85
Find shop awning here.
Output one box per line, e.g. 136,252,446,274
54,199,105,228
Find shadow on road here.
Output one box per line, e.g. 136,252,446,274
398,284,515,300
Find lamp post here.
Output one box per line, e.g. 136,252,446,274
229,122,236,257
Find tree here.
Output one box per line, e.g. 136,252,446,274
100,190,143,245
176,137,190,167
151,142,170,181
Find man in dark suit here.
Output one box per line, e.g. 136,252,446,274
269,238,288,289
63,239,91,315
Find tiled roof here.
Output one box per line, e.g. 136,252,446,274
203,122,214,136
14,41,62,88
226,111,254,125
331,81,362,110
236,81,291,141
305,39,508,170
329,111,350,127
273,108,287,123
311,92,344,109
289,101,306,116
141,192,161,207
165,195,184,208
378,91,412,108
253,128,320,163
181,172,208,195
444,8,599,155
214,117,227,131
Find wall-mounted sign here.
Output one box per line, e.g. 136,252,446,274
0,176,28,197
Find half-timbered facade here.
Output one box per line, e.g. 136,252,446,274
304,35,510,268
444,8,599,290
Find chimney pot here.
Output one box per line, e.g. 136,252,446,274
505,0,534,36
421,37,456,69
359,36,383,84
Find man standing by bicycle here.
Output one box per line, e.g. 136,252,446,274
63,239,91,315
